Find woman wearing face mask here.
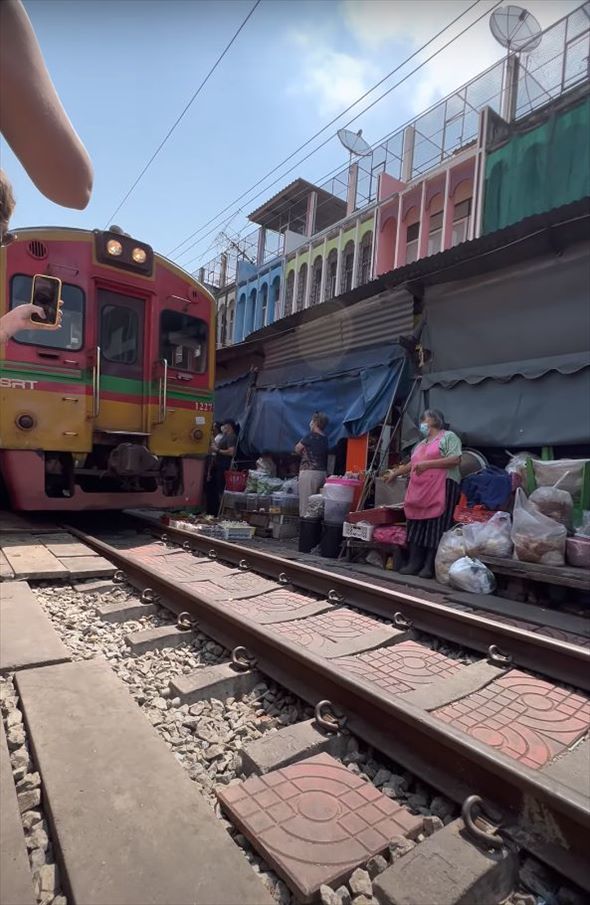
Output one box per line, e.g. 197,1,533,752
295,412,329,518
387,409,462,578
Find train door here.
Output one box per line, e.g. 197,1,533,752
94,288,147,434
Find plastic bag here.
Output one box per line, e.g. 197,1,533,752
532,459,588,498
511,488,566,566
463,512,513,558
505,452,539,478
246,470,263,492
305,494,324,519
449,556,496,594
282,477,299,497
529,486,573,530
435,527,465,585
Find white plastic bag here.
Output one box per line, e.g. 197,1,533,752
511,488,566,566
532,459,588,497
449,556,496,594
282,477,299,497
435,527,465,585
463,512,513,558
505,451,539,478
529,486,573,530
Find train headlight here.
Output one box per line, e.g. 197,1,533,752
15,413,36,431
192,429,204,441
106,239,123,256
132,247,147,264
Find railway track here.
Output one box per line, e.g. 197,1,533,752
64,516,590,895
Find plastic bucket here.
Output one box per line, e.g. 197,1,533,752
324,498,351,524
320,522,344,558
323,478,361,503
299,518,322,553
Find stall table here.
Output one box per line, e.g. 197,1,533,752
481,555,590,592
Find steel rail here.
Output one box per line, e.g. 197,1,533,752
68,526,590,890
125,516,590,693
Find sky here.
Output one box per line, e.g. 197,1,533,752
1,0,582,273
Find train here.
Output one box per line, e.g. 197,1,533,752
0,226,215,510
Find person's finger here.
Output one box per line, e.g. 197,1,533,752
29,304,46,319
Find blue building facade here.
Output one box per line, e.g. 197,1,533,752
234,258,283,343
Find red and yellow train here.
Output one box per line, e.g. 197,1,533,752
0,226,215,510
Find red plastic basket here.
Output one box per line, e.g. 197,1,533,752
225,470,247,492
347,506,404,525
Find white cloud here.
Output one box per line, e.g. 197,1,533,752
342,0,581,113
287,29,379,117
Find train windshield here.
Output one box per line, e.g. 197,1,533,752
160,310,207,373
10,274,84,350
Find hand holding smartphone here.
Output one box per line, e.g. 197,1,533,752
29,274,62,326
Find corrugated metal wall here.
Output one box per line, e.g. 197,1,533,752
261,289,414,381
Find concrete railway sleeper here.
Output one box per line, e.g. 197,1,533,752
61,524,590,896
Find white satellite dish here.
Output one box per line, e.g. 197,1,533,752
337,128,372,157
490,5,542,53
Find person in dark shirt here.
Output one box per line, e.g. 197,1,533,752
210,419,238,514
295,412,329,517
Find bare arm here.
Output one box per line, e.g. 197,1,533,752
217,445,235,458
0,0,93,209
294,442,304,456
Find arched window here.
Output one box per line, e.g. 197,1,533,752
284,270,295,317
236,292,246,342
227,303,235,344
259,283,268,329
427,193,444,257
324,249,338,301
296,263,307,311
310,255,323,306
404,207,420,264
269,276,280,324
340,240,355,293
451,179,473,246
218,303,226,346
357,232,373,284
245,288,256,337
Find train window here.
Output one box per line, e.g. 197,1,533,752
10,275,84,350
101,305,138,364
160,310,207,373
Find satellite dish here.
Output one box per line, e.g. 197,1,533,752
490,5,542,53
337,128,372,157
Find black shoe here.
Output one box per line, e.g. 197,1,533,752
418,549,436,579
399,544,425,575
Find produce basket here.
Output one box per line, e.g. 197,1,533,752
343,521,374,542
225,470,248,492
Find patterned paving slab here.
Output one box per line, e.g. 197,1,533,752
224,589,333,622
337,641,464,697
434,669,590,770
217,753,422,902
273,609,387,651
207,573,279,599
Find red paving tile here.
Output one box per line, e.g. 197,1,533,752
226,588,322,619
434,669,590,770
337,641,464,697
273,609,386,650
207,573,278,598
217,753,422,902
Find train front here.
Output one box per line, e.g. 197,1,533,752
0,227,215,510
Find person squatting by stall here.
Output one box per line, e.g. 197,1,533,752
387,409,462,578
295,412,329,517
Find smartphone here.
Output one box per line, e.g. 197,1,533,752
29,274,62,326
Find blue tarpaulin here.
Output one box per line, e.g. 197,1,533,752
214,372,252,426
217,344,407,455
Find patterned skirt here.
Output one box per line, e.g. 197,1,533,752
406,479,461,549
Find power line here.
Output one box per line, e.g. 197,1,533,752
168,0,485,258
177,0,503,267
103,0,262,229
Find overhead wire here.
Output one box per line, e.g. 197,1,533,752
177,0,505,268
102,0,262,228
193,32,566,280
166,0,490,258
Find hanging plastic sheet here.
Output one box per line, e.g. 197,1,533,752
237,347,407,455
